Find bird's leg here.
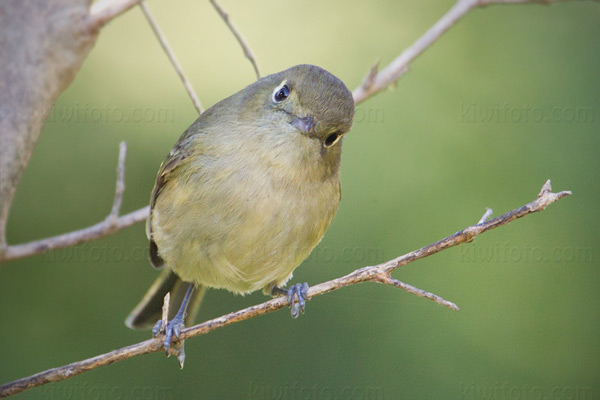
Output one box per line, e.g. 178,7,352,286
153,283,195,354
271,282,310,318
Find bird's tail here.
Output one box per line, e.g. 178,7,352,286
125,269,206,329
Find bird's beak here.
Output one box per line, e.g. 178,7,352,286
292,115,315,135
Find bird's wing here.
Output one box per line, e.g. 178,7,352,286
147,133,196,268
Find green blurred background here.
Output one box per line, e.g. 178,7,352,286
1,1,599,399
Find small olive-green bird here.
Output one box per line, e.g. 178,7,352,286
126,64,355,350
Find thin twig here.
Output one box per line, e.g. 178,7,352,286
108,142,127,221
139,1,204,114
374,273,460,310
352,0,567,104
209,0,261,79
478,207,493,224
0,208,149,263
0,144,149,263
0,180,571,397
89,0,143,29
161,293,170,332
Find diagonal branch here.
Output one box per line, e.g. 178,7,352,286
0,180,571,398
373,272,460,310
0,144,149,263
352,0,568,104
209,0,261,79
139,1,204,114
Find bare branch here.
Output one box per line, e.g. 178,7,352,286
139,1,204,114
373,273,460,310
209,0,261,79
352,0,569,104
352,0,477,103
0,180,571,397
0,144,149,263
108,142,127,221
89,0,143,29
0,207,149,263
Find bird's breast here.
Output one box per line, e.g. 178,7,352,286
152,138,341,294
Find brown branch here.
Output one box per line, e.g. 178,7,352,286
209,0,261,79
0,144,149,263
0,180,571,398
139,1,204,114
352,0,569,104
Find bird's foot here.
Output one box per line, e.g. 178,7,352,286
272,282,310,318
153,314,186,361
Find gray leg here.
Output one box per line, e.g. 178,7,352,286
153,283,195,354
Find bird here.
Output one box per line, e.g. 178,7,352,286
125,64,355,353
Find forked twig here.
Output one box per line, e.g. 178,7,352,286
0,144,148,263
352,0,566,104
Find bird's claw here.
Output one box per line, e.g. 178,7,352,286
152,319,163,338
153,315,185,355
287,282,310,318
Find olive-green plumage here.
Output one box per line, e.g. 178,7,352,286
126,65,354,329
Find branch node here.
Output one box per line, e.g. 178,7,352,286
538,179,553,198
462,226,479,243
361,60,380,91
535,180,572,211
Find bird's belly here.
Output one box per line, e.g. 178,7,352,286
152,166,339,294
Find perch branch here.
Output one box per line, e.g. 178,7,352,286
139,1,204,114
0,144,149,263
352,0,568,104
209,0,261,79
0,180,571,398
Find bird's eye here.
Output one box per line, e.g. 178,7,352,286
272,81,290,103
324,132,341,147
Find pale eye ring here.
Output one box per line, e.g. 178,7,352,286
324,132,341,147
272,80,290,103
